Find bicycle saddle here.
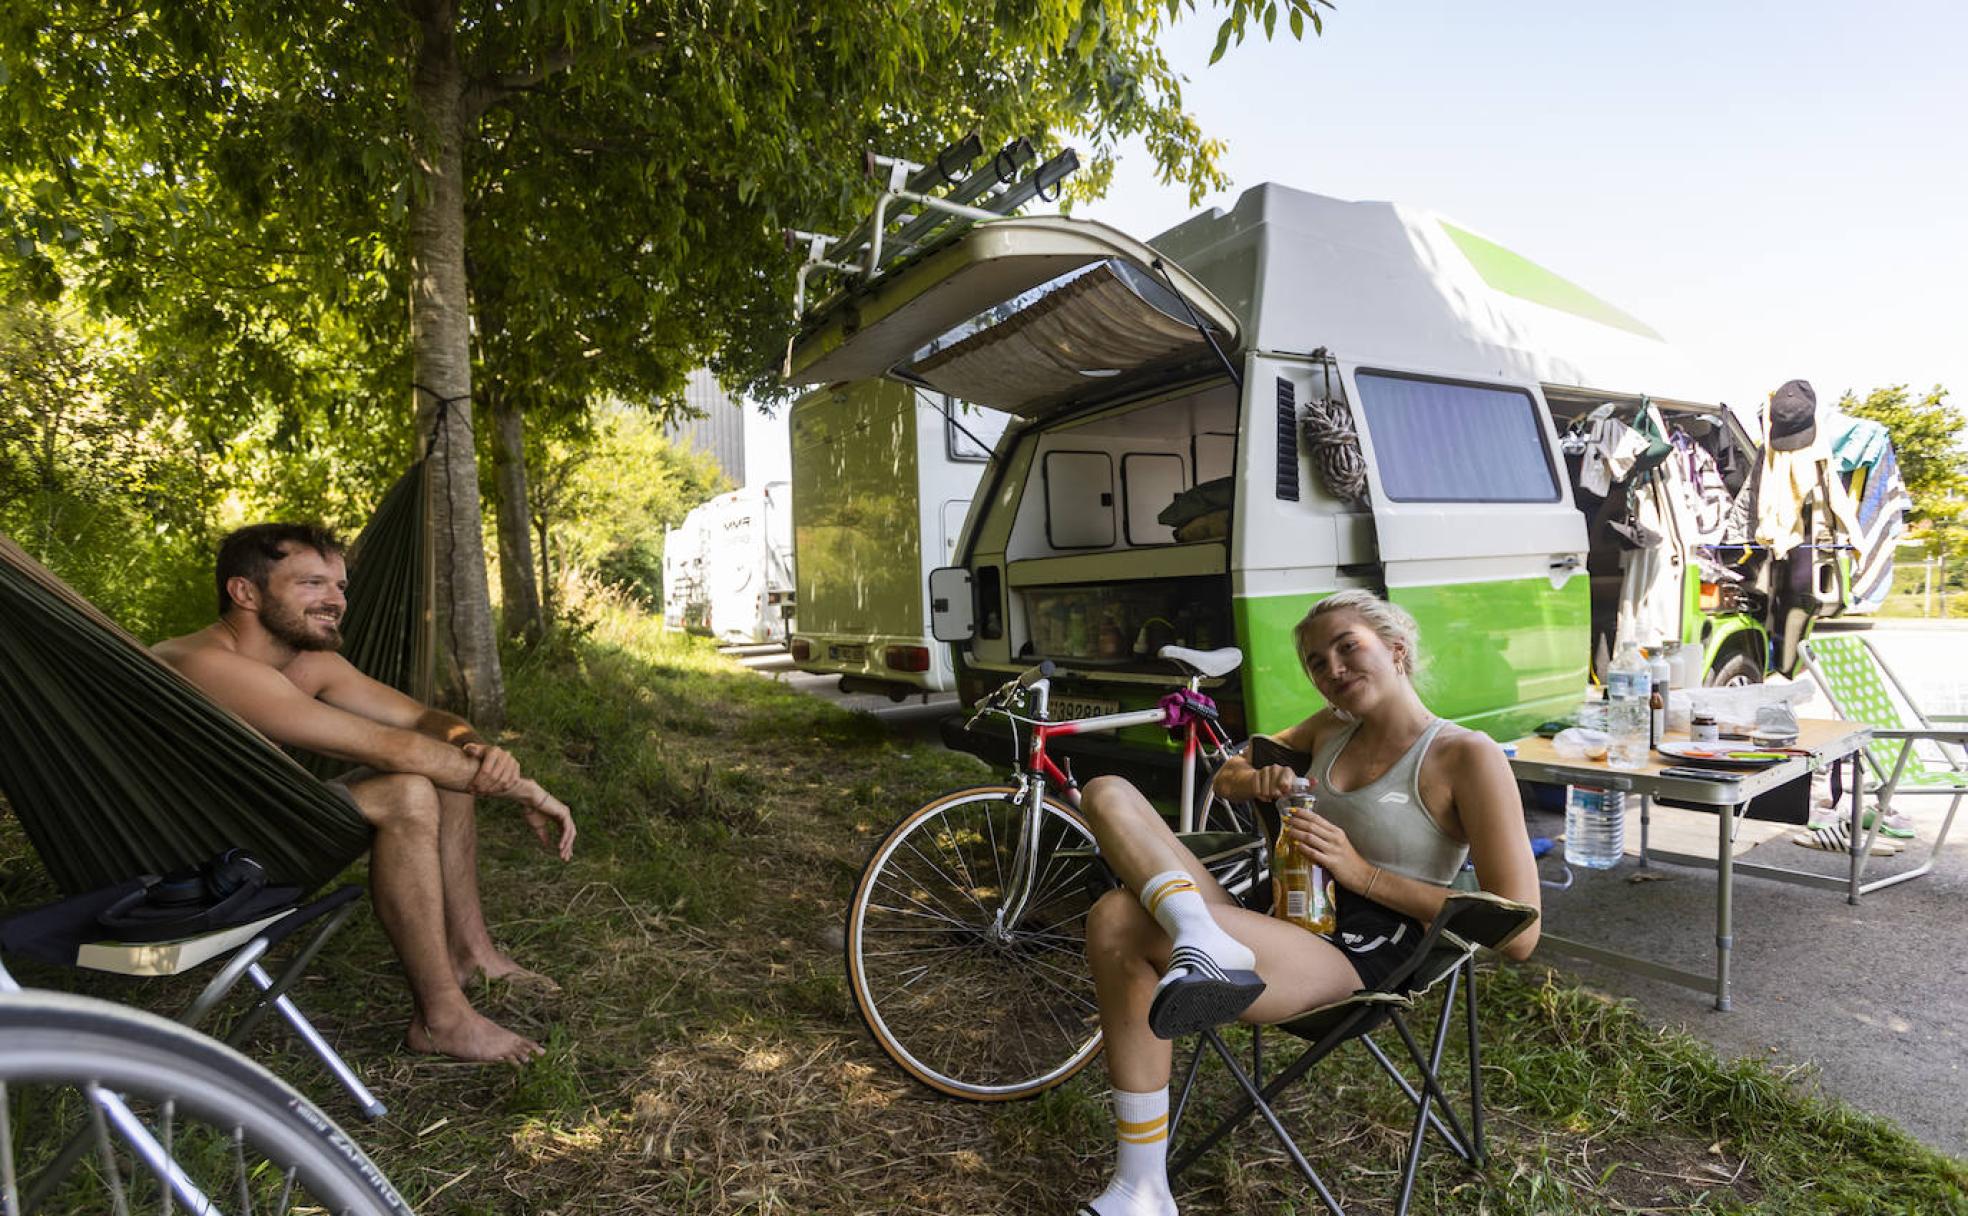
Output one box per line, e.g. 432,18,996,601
1159,645,1243,678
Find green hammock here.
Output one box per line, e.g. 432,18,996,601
297,458,437,778
0,462,433,895
336,456,436,704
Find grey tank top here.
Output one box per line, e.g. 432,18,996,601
1309,717,1468,886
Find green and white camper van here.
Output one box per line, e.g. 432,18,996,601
784,184,1866,772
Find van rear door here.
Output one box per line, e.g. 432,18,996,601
786,216,1240,419
1343,367,1589,738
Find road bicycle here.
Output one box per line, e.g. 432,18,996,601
0,958,412,1215
844,645,1262,1101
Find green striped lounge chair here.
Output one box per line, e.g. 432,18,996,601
1800,632,1966,895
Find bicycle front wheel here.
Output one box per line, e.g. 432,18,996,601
0,989,412,1215
845,785,1104,1101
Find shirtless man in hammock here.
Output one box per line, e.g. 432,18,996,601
155,522,575,1064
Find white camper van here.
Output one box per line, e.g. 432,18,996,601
661,513,709,634
689,482,796,645
784,185,1881,771
788,381,1009,698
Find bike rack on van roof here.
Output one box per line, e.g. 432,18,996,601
783,132,1081,323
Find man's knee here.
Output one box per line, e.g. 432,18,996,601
349,772,441,832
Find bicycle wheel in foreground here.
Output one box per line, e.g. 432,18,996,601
0,989,412,1216
845,785,1104,1101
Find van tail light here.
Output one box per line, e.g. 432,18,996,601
790,638,812,662
1699,582,1720,612
884,645,932,673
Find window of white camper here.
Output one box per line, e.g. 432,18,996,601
1122,453,1185,545
1194,432,1236,483
1043,451,1118,549
945,398,1008,462
1354,372,1559,503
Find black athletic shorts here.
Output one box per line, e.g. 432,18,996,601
1325,885,1426,993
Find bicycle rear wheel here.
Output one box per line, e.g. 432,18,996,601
844,785,1103,1101
0,989,412,1215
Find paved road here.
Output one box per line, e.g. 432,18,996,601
1548,616,1968,1157
740,625,1968,1158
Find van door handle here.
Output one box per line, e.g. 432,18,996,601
1548,554,1581,573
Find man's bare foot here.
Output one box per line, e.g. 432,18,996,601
457,952,562,995
406,1009,544,1063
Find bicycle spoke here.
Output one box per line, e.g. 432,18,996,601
1,1081,16,1216
930,806,991,915
232,1125,252,1216
873,861,980,928
866,883,974,929
86,1096,133,1216
159,1098,174,1216
897,835,990,920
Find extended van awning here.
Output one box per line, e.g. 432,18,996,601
786,216,1241,418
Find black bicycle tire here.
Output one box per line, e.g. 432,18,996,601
0,989,412,1215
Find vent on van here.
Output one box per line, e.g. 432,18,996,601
1275,377,1299,501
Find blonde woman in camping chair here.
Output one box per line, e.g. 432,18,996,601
1072,590,1541,1216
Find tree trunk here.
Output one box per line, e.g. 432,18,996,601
534,514,554,623
489,388,543,644
407,0,505,727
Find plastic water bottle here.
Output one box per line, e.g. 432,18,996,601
1565,785,1626,869
1606,638,1651,770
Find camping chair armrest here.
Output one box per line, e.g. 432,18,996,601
1409,891,1539,963
256,885,362,951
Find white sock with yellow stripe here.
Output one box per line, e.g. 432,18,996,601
1139,870,1254,980
1085,1087,1177,1216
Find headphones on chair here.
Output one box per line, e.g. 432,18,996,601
97,849,270,942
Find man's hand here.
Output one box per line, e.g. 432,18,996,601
513,779,577,861
461,742,522,797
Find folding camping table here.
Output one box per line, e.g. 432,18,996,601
1508,718,1871,1011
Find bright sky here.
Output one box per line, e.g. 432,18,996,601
1078,0,1968,416
746,2,1964,484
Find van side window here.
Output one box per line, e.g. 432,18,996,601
1121,453,1184,545
944,396,1009,462
1043,451,1117,548
1353,372,1559,503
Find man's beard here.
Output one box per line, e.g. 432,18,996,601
261,597,343,652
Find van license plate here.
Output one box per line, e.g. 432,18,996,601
1049,696,1120,723
830,643,866,662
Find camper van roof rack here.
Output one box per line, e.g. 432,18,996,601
783,134,1081,322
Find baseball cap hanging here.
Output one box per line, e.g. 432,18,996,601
1768,379,1818,452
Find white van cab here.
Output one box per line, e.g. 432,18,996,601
784,184,1875,772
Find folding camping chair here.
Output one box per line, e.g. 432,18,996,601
0,875,386,1120
1800,632,1967,896
1163,889,1538,1216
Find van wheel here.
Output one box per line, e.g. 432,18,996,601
1705,648,1763,688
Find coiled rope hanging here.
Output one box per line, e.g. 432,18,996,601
1300,395,1370,507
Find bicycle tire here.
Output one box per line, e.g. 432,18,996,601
0,989,412,1216
844,785,1104,1102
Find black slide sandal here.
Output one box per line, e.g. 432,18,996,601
1148,945,1265,1039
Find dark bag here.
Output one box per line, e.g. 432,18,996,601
96,848,276,942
